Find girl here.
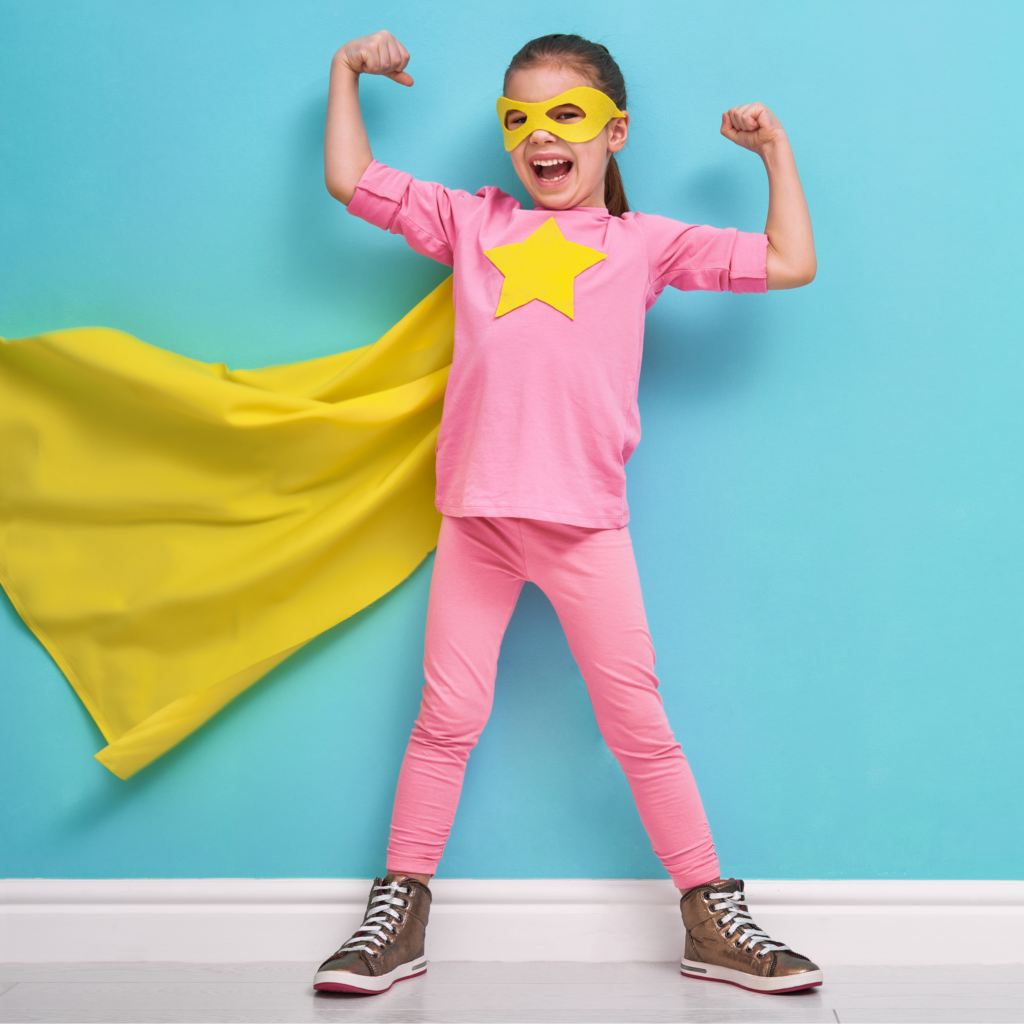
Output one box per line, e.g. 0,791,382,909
314,31,819,996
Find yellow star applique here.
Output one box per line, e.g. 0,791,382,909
484,218,607,320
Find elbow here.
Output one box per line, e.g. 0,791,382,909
792,259,816,288
325,175,354,206
767,256,817,290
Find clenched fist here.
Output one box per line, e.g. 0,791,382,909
720,102,787,155
334,30,413,86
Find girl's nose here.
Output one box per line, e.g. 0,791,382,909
529,128,559,143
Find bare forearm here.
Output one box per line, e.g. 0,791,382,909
720,103,816,290
762,136,816,289
324,57,373,205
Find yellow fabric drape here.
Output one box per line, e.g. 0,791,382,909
0,278,454,779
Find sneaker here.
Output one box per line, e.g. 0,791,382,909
313,875,431,994
679,878,823,994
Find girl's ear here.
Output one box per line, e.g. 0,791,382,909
607,113,629,153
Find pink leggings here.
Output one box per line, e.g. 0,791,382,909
387,515,720,889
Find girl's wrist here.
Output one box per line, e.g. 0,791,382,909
758,133,793,170
331,51,360,78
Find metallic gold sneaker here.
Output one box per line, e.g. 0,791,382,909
679,878,823,994
313,875,431,994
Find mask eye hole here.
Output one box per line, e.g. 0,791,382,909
505,110,528,129
545,104,586,124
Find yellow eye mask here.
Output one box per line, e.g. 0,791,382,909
496,86,626,152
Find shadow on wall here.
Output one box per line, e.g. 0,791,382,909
32,595,399,839
641,293,765,403
278,94,447,348
637,151,770,398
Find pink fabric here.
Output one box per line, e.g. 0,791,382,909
387,515,720,889
349,161,767,529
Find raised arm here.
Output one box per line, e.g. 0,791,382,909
325,31,413,205
721,103,816,289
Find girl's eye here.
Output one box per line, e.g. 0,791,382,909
547,108,584,122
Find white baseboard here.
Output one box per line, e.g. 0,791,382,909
2,879,1022,965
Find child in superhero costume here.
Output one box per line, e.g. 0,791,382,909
314,30,819,995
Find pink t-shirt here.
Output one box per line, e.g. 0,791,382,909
349,160,768,529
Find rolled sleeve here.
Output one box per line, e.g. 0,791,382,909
638,213,768,296
725,230,769,294
348,160,474,267
347,161,416,232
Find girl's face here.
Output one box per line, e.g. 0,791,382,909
503,63,629,211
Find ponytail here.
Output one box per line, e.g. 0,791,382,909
505,34,630,217
604,154,629,217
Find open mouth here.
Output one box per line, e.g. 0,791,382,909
531,158,573,184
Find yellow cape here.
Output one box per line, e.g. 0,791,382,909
0,278,454,779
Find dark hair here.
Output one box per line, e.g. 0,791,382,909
504,34,629,217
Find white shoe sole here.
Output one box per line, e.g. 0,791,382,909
313,958,428,994
680,957,823,993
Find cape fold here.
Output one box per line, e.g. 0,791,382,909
0,277,454,778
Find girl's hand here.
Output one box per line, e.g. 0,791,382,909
334,31,413,86
720,103,786,155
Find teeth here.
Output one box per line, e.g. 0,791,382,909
531,159,570,166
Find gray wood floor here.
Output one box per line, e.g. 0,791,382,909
1,962,1022,1024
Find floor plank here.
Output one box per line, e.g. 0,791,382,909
836,1012,1024,1024
0,962,1019,1024
0,1010,837,1024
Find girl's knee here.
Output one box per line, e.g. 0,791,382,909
410,711,489,757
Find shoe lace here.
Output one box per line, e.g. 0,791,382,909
708,890,790,959
335,880,411,957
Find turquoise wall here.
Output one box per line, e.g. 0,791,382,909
2,0,1022,881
